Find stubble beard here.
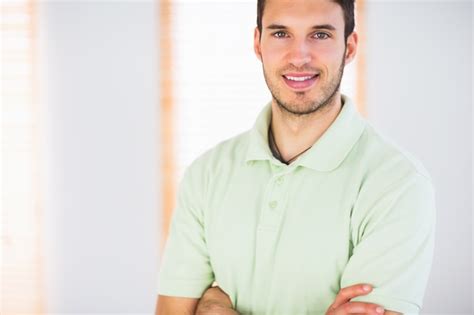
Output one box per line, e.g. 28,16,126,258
262,52,346,117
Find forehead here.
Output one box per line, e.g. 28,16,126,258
263,0,344,29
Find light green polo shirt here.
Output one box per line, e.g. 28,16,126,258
157,95,436,315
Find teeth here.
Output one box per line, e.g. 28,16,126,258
285,75,315,81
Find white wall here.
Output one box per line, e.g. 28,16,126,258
365,1,472,313
38,1,160,313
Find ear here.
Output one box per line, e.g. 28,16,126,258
344,31,358,65
254,27,262,62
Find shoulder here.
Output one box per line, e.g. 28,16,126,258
351,122,436,219
181,129,252,186
175,130,252,216
190,129,251,170
350,123,437,244
355,121,433,187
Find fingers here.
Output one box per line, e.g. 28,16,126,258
332,301,384,315
329,283,374,309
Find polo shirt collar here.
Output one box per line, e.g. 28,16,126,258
245,94,366,172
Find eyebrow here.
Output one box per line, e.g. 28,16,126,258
266,23,337,31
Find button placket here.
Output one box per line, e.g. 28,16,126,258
260,169,292,228
255,168,292,282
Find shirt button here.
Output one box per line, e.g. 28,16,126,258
276,176,284,185
269,200,278,209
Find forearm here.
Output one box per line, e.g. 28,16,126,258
195,287,239,315
155,295,199,315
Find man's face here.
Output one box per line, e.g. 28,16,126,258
254,0,357,115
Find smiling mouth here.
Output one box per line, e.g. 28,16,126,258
282,74,319,90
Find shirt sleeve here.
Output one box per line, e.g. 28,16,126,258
340,172,436,314
157,161,214,297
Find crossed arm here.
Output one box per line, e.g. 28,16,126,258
155,284,403,315
157,168,433,315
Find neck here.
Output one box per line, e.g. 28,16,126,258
270,93,343,163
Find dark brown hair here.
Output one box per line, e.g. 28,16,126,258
256,0,355,41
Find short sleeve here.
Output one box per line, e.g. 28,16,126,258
157,162,214,297
341,173,436,314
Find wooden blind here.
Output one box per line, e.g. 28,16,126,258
1,0,45,313
159,0,176,249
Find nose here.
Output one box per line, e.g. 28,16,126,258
287,39,312,68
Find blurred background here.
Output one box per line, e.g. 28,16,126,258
1,0,472,314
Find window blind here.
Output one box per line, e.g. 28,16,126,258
1,0,45,313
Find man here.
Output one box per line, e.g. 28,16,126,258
155,0,436,314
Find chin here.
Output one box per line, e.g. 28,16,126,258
278,101,318,115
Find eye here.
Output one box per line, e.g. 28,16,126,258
272,31,288,38
313,32,330,40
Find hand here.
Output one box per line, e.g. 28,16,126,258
195,286,239,315
325,284,385,315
